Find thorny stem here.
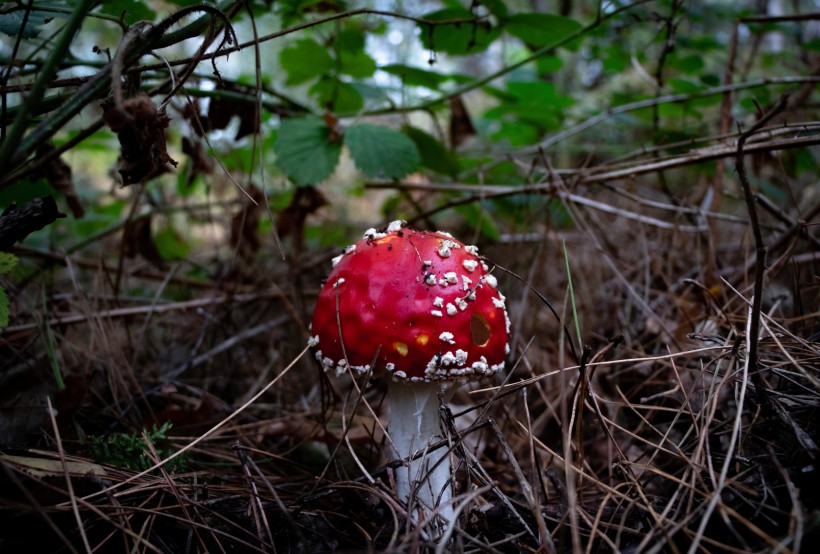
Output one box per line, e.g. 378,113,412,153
734,93,790,408
0,0,241,180
0,0,33,143
0,0,96,170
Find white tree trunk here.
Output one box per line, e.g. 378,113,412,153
388,380,454,524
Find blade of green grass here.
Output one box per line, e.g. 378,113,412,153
563,240,582,348
41,285,64,390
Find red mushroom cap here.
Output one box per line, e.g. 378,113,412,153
310,221,510,382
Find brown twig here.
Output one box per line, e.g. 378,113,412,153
735,93,791,406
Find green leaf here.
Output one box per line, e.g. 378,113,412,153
339,49,377,78
336,28,365,51
480,0,509,19
485,81,572,131
278,0,348,28
508,81,573,107
602,45,629,72
345,124,419,179
274,117,342,185
506,13,583,48
381,64,448,90
536,55,564,74
155,226,190,260
309,77,364,114
0,288,9,329
455,203,501,242
668,78,702,94
804,38,820,52
490,120,540,146
0,179,56,211
0,7,54,38
280,38,334,85
100,1,157,25
668,53,705,75
0,252,19,274
419,8,500,55
403,126,459,178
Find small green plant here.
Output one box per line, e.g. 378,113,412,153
0,252,18,329
88,422,188,472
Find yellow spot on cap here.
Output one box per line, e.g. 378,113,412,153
416,334,429,346
394,342,409,356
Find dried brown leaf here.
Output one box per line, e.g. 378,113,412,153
450,95,476,149
102,92,178,185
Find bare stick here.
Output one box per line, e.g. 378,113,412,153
735,93,790,404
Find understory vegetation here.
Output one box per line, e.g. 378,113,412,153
0,0,818,552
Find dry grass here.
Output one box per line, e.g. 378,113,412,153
1,132,818,553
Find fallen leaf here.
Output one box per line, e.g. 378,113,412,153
35,144,84,218
102,92,178,185
450,95,476,148
123,216,165,268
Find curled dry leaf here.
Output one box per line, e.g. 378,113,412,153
181,136,214,189
123,216,165,269
230,184,266,264
102,92,178,185
276,185,328,248
34,144,84,218
207,87,260,140
450,95,476,149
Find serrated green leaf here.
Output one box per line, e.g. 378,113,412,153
274,117,342,185
381,64,448,90
0,8,53,39
419,8,500,55
403,126,459,178
280,38,334,85
345,124,419,180
506,13,582,48
0,252,18,274
309,77,364,114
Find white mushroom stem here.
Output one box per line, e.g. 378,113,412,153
388,380,455,524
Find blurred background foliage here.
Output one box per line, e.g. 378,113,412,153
1,0,816,270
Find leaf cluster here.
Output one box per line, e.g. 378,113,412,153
86,422,187,472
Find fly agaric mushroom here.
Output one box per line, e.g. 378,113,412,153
309,220,510,523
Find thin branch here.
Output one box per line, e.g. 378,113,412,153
0,0,96,169
734,93,790,403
